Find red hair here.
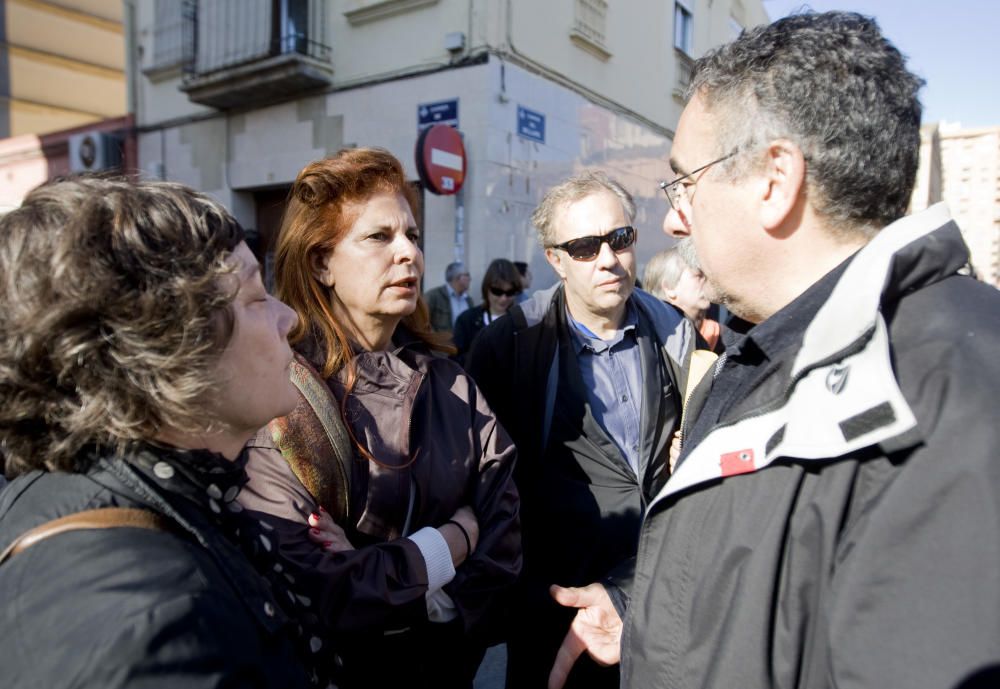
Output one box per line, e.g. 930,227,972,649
275,147,452,385
275,148,453,468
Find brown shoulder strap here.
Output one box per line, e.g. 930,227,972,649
0,507,172,566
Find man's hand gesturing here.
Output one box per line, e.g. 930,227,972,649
547,583,623,689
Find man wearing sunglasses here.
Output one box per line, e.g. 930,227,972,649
548,11,1000,689
466,171,694,689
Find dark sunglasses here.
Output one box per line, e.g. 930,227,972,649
489,286,522,298
546,225,637,261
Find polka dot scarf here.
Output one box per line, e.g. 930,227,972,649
124,444,338,688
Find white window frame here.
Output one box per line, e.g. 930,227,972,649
674,0,694,56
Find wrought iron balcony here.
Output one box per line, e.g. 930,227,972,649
180,0,333,110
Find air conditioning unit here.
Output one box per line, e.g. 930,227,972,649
68,131,123,172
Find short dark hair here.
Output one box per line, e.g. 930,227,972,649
513,261,529,278
0,176,244,476
690,11,923,233
480,259,521,304
445,261,468,283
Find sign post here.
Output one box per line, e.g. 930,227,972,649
415,123,469,260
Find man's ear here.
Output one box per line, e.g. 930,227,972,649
759,139,806,233
310,250,334,287
544,247,568,281
663,283,680,307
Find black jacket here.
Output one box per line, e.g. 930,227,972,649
622,206,1000,689
467,285,693,688
452,304,493,363
0,446,309,689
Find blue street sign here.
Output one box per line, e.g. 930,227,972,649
517,105,545,143
418,99,459,131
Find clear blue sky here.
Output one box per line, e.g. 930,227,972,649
761,1,1000,129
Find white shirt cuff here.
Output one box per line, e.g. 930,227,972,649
406,526,456,594
425,588,458,622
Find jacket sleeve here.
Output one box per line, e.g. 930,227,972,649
444,375,522,642
240,442,432,635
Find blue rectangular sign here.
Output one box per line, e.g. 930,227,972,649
418,99,459,131
517,105,545,143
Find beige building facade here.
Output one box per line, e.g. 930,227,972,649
129,0,768,289
0,0,129,212
911,121,1000,287
1,0,126,137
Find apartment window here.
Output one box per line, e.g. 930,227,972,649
186,0,329,77
674,0,693,55
570,0,611,60
575,0,607,44
277,0,310,54
672,50,694,100
147,0,189,74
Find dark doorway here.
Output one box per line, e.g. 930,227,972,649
252,186,291,292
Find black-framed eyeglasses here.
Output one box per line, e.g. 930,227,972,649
546,225,637,261
489,286,522,298
659,152,736,210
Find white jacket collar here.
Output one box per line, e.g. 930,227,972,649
652,204,955,505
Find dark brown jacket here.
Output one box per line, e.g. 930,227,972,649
239,327,520,687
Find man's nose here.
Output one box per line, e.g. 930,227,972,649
662,206,690,238
594,239,620,267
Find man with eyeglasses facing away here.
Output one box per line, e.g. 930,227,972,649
466,171,695,689
547,11,1000,689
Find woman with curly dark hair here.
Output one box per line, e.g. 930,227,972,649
0,176,321,688
238,147,521,688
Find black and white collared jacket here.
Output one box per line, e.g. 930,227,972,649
622,204,1000,689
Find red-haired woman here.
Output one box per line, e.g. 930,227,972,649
238,148,520,688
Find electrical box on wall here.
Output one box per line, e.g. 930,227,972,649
69,132,123,173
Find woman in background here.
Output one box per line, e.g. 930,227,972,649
453,258,522,363
239,148,520,689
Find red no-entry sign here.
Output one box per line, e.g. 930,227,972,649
415,124,467,196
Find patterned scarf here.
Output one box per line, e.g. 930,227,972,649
118,443,338,688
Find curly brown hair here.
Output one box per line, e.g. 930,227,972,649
0,176,244,476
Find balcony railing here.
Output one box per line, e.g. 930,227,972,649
180,0,333,109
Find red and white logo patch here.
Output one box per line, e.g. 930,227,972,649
719,448,755,477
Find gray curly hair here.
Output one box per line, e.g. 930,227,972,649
0,176,245,476
689,11,923,236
